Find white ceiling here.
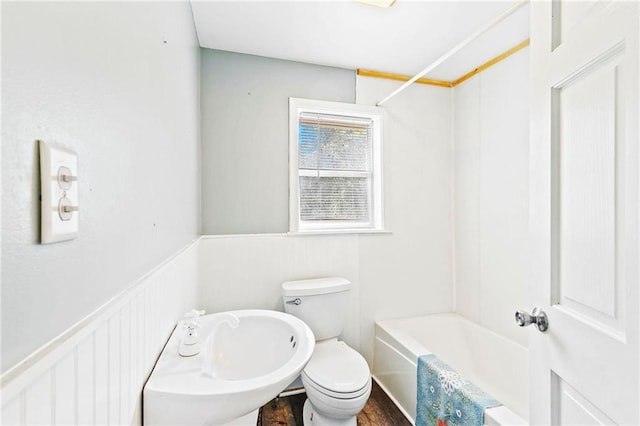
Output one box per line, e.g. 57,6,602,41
190,0,529,81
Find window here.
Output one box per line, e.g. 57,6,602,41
289,98,385,233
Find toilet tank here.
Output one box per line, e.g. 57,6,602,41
282,277,351,341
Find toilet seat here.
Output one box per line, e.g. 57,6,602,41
301,340,370,399
303,371,371,400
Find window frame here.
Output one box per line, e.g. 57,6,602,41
289,97,385,233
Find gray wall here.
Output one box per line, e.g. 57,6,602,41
200,49,355,234
1,2,201,372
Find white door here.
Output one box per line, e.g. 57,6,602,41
529,1,639,424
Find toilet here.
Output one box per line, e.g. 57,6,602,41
282,277,371,426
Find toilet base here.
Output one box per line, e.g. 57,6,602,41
303,398,313,426
302,399,357,426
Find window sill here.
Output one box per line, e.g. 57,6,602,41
287,229,392,236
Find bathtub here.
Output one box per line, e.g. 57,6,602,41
373,313,528,425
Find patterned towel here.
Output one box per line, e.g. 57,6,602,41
416,354,501,426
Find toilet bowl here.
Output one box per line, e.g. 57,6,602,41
282,277,371,426
301,340,371,426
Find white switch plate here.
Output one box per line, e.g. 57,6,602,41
39,140,79,243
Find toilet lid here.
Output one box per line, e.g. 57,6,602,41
303,341,370,394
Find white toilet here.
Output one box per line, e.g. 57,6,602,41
282,277,371,426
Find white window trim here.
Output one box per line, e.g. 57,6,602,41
289,97,386,233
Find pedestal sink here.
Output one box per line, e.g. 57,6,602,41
143,309,315,426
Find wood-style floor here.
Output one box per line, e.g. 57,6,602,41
258,380,412,426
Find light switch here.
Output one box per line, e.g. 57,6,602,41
39,140,78,243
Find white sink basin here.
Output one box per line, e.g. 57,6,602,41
143,309,315,425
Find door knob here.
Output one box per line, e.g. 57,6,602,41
515,307,548,332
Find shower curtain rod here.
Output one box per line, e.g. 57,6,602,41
376,0,529,106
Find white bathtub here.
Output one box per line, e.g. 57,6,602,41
373,313,528,425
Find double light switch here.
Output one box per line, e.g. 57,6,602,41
39,140,79,243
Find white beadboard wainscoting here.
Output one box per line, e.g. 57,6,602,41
0,240,199,426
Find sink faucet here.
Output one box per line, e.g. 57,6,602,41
201,312,240,377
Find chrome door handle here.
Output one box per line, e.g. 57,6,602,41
286,298,302,306
515,307,548,332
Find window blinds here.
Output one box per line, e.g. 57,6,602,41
298,112,373,222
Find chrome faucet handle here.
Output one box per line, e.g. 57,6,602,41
515,307,549,332
184,309,206,330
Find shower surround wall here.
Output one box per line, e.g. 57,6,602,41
356,76,455,362
453,48,530,346
1,1,200,424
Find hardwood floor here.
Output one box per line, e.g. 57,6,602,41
258,380,411,426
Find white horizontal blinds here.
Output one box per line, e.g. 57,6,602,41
298,112,373,222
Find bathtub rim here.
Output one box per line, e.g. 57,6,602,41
373,312,528,426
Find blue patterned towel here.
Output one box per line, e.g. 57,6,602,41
416,354,501,426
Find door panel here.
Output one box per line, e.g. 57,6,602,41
530,1,639,424
556,53,618,318
552,48,624,334
551,372,616,425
